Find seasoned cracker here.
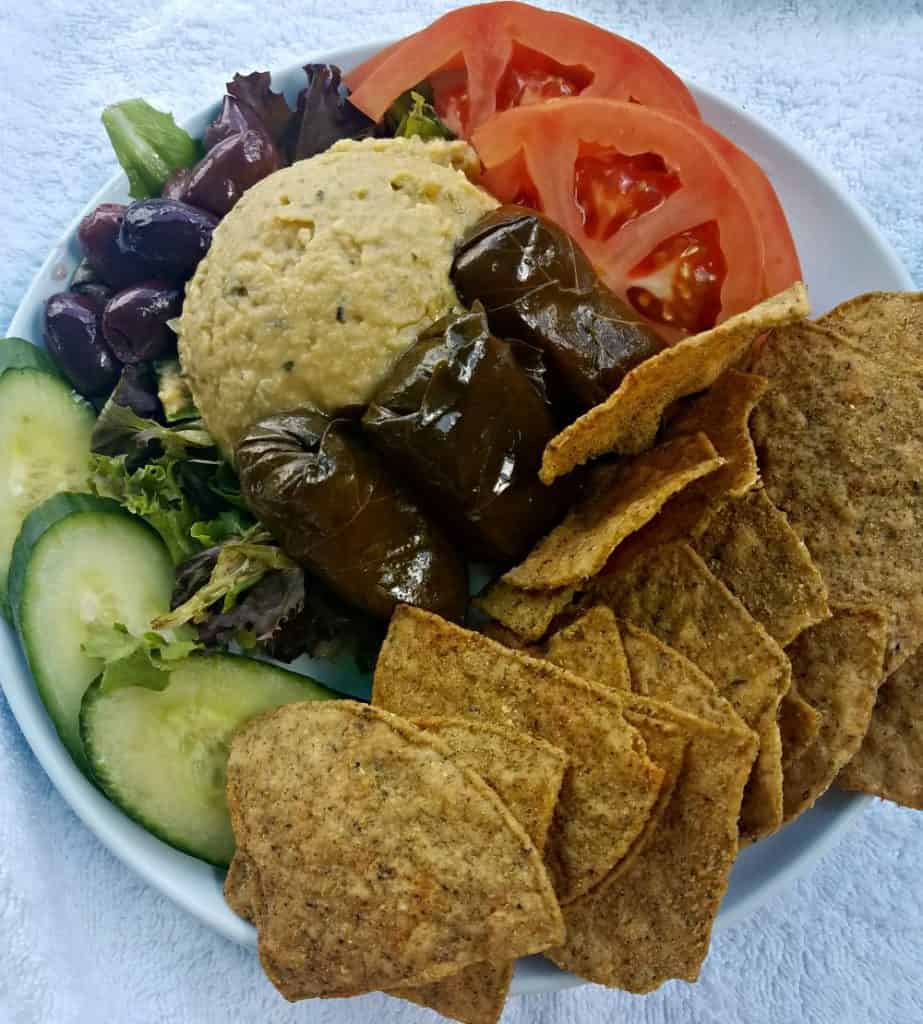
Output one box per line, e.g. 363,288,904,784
393,718,567,1024
549,695,757,992
504,433,723,589
619,620,749,732
783,605,888,820
540,283,809,482
692,487,830,647
225,701,563,1000
779,687,820,770
838,632,923,810
373,606,664,903
540,605,632,692
411,718,567,858
751,315,923,673
224,850,260,924
819,291,923,369
593,541,789,841
474,579,575,642
666,368,768,498
598,369,769,557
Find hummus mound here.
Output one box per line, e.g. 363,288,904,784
177,137,498,454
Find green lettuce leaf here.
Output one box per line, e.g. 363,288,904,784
101,99,200,199
91,400,214,462
90,452,200,564
81,621,200,693
208,461,249,509
190,508,251,548
152,528,296,631
391,90,454,141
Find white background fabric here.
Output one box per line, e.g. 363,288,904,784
1,2,922,1021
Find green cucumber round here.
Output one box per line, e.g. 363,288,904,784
9,493,174,772
0,365,95,617
80,653,335,865
0,336,62,377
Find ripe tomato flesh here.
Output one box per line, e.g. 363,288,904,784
574,144,682,242
495,42,594,112
688,121,801,295
347,2,699,137
626,221,727,333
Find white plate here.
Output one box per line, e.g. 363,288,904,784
1,40,914,997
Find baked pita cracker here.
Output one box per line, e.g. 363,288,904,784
411,718,567,860
692,487,830,647
539,605,632,692
599,369,769,557
505,433,723,589
593,541,789,841
783,605,888,821
373,606,664,903
474,579,575,643
549,695,757,991
779,687,820,770
540,283,809,483
225,701,563,1000
619,620,749,732
536,606,746,734
819,291,923,369
665,369,769,498
838,636,923,810
224,850,260,924
751,316,923,673
393,719,567,1024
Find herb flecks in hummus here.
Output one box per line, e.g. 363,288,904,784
177,137,497,453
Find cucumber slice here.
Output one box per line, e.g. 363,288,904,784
9,493,174,772
0,367,95,617
0,336,62,377
80,654,335,865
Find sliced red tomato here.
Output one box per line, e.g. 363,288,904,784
346,2,699,138
688,122,801,295
347,37,412,91
473,98,765,340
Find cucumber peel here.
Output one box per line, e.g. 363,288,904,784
80,653,335,864
10,493,174,772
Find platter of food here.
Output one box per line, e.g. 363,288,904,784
1,3,919,1019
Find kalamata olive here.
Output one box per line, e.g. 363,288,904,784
179,129,281,217
118,199,218,280
69,261,114,309
102,280,183,363
44,292,122,397
77,203,155,290
72,281,114,310
71,258,100,290
203,95,266,151
161,167,194,200
109,363,163,420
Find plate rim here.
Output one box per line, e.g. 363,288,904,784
2,36,914,998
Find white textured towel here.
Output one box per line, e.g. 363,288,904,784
1,2,922,1022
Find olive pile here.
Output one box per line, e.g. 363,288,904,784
45,198,217,400
43,92,291,402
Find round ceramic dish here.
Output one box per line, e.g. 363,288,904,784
1,40,914,997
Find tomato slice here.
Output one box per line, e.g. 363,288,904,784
688,122,801,295
347,38,411,90
346,2,699,137
473,98,764,340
